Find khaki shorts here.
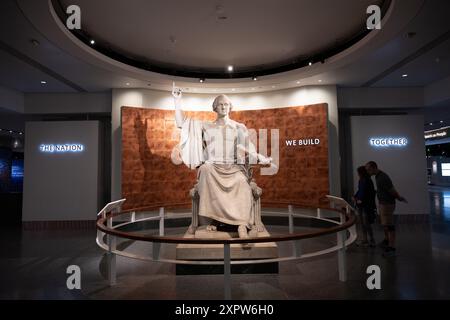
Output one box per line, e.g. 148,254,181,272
378,203,396,226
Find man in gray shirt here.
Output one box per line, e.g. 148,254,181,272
365,161,407,257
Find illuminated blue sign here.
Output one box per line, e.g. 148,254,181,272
369,137,408,148
39,143,84,153
11,165,23,178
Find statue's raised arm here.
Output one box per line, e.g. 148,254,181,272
172,84,184,128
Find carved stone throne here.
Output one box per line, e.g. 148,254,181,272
176,164,278,268
187,164,266,237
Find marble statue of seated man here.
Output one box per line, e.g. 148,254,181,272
173,88,271,238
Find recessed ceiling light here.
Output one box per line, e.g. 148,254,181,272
440,120,444,123
9,130,12,133
199,78,205,83
126,82,130,86
429,123,433,125
271,85,275,88
90,39,95,45
402,74,408,78
308,62,312,66
318,79,322,82
296,81,300,84
252,88,255,90
252,76,257,81
40,80,47,84
227,65,234,72
19,132,23,135
231,88,235,91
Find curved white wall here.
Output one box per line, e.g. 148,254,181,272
111,85,340,202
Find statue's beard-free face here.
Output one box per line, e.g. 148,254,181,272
214,99,232,118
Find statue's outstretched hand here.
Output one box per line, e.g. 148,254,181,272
258,155,272,166
172,83,182,100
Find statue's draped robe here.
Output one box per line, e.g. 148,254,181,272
179,118,253,228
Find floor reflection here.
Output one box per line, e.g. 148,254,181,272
428,185,450,222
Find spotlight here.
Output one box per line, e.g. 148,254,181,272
199,78,205,83
252,76,257,81
227,65,234,72
90,39,95,45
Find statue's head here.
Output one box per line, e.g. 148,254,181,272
212,94,233,116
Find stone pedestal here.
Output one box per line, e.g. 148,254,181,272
176,226,278,275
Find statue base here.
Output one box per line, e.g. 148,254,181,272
175,226,278,275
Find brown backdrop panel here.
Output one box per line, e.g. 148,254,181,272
121,104,329,210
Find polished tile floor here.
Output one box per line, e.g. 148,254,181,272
1,187,450,300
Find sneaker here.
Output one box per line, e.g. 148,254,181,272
378,239,389,248
382,247,396,258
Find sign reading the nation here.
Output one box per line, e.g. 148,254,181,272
39,143,84,153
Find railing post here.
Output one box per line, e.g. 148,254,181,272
107,233,117,286
131,211,136,222
224,243,231,300
159,207,165,236
288,205,294,234
293,240,302,257
344,206,351,222
317,208,322,219
152,242,161,261
337,230,347,282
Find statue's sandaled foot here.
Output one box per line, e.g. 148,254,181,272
248,228,258,237
238,225,249,239
187,224,197,235
255,224,265,232
206,224,217,232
